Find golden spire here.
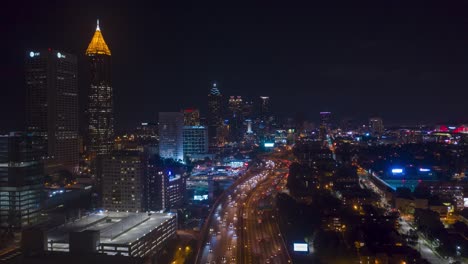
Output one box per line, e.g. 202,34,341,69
86,19,111,56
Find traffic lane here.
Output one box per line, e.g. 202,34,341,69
200,178,260,263
241,173,289,264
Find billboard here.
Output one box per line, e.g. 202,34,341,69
194,195,208,201
293,243,308,252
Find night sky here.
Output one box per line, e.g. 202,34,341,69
3,1,468,132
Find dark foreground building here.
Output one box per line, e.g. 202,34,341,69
0,132,44,229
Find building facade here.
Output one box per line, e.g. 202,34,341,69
45,211,176,258
319,111,332,140
158,112,184,161
102,151,144,212
182,108,200,126
25,49,79,173
183,126,208,156
207,82,223,146
369,117,384,135
146,165,185,211
0,132,44,228
86,20,114,156
259,96,270,120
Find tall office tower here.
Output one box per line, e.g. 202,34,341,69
228,96,243,116
319,111,332,140
242,100,254,119
146,165,185,211
259,96,270,119
158,112,184,161
228,96,243,140
86,20,114,156
369,117,384,135
102,151,144,212
183,126,209,157
207,82,223,146
182,108,200,126
0,132,44,229
25,49,79,174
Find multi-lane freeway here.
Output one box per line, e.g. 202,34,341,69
239,166,291,264
198,158,291,264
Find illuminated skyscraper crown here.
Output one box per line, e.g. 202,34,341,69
86,19,111,56
210,82,221,95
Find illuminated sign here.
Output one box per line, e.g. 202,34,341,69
293,243,308,252
194,195,208,201
464,198,468,207
57,52,66,59
29,51,40,57
419,168,431,172
264,143,275,148
229,161,244,168
391,168,403,174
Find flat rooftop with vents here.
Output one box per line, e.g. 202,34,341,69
46,211,176,258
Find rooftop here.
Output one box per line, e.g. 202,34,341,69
47,211,175,245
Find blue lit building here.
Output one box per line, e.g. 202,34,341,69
158,112,184,162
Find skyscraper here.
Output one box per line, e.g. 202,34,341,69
86,20,114,156
25,49,79,173
183,126,209,157
369,117,384,135
0,132,44,229
319,111,331,140
242,99,254,120
259,96,270,119
182,108,200,126
207,82,223,146
102,151,144,212
146,165,185,211
228,96,243,116
228,96,243,141
158,112,184,161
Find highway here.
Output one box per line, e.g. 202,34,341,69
198,160,272,264
239,165,291,264
198,159,291,264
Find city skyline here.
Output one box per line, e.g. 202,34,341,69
5,2,468,264
4,2,468,132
